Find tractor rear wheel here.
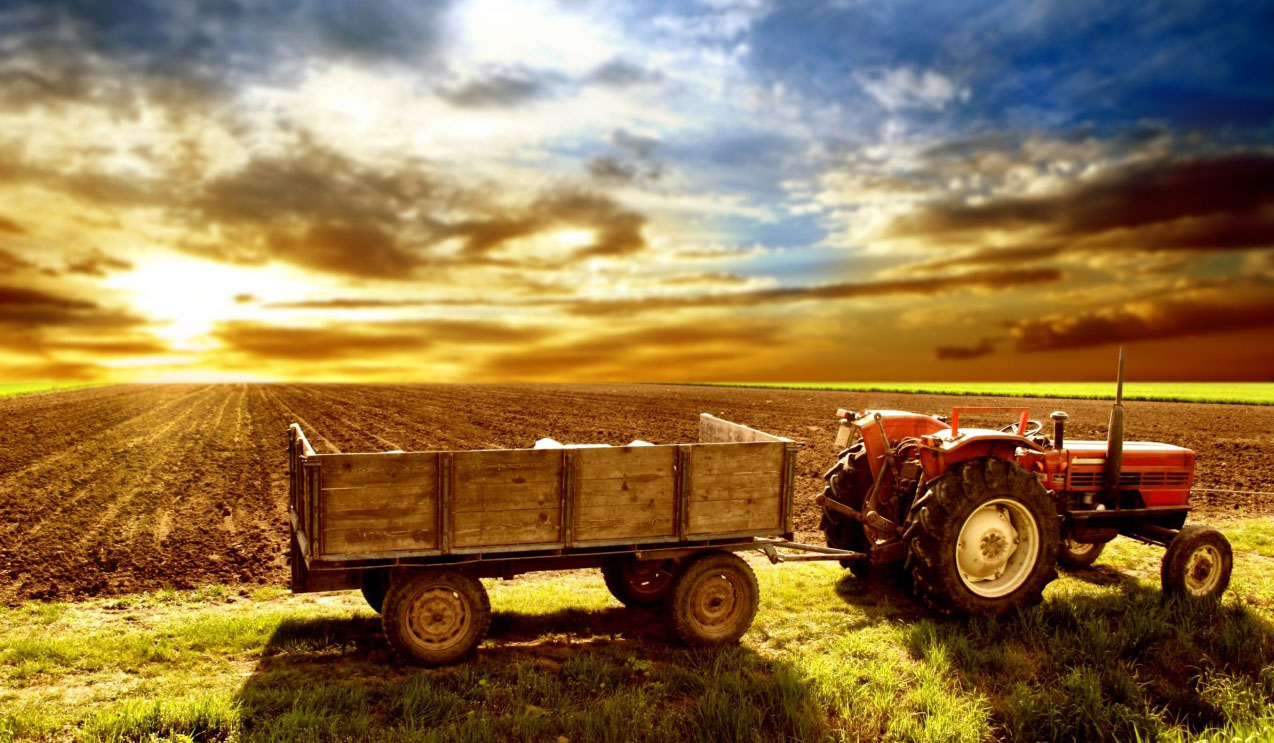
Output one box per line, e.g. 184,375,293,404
1161,525,1232,600
906,458,1060,616
382,569,491,666
1058,539,1105,569
602,557,676,607
821,447,872,577
666,551,758,645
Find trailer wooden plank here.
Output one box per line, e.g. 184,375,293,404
698,413,792,444
689,442,784,476
452,481,561,513
324,526,439,555
574,505,674,541
687,496,781,534
452,508,561,547
688,474,782,503
317,452,438,490
322,484,435,514
452,449,562,486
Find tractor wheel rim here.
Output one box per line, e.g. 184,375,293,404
624,562,673,599
690,572,743,635
955,498,1041,598
1184,545,1223,595
406,587,471,651
1065,539,1096,556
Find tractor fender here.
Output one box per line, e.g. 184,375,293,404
917,433,1042,483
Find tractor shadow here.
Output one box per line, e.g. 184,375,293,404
826,562,1274,740
232,599,829,740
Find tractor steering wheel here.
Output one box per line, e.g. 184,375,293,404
999,419,1043,437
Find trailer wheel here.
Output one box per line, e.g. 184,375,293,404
382,570,490,666
667,551,758,645
360,570,389,613
1058,539,1105,569
907,458,1060,616
1161,526,1232,600
602,558,675,607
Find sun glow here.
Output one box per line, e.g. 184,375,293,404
104,257,310,349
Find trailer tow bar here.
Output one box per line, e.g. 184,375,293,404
755,539,867,564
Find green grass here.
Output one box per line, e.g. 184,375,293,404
0,382,102,398
682,382,1274,405
3,524,1274,742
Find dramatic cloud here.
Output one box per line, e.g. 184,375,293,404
0,0,1269,381
889,153,1274,269
936,338,997,360
564,267,1062,316
438,71,553,108
1008,281,1274,351
214,319,546,361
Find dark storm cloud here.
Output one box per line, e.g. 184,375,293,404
0,0,453,113
586,59,663,88
563,267,1061,316
893,153,1274,267
266,223,417,279
935,337,996,360
438,71,553,108
1007,281,1274,351
0,284,143,329
586,130,664,185
214,318,546,361
586,156,641,184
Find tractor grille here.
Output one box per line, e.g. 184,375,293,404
1068,470,1190,490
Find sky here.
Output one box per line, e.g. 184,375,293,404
0,0,1272,383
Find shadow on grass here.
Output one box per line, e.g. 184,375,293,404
233,602,829,742
830,563,1274,742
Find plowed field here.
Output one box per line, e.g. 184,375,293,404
3,384,1271,603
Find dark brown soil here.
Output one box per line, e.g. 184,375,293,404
2,383,1270,603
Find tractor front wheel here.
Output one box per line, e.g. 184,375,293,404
1058,539,1105,569
1161,525,1232,600
906,458,1060,616
821,447,872,577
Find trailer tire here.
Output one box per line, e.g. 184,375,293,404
1058,539,1105,569
907,458,1060,616
382,570,490,666
360,570,390,613
602,558,676,607
1161,525,1232,600
666,551,758,646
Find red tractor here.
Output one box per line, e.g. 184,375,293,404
819,355,1233,615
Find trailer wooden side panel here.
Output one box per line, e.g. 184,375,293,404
687,442,785,536
452,448,562,548
573,446,677,543
318,453,440,556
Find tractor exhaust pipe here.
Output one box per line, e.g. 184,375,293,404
1105,348,1126,500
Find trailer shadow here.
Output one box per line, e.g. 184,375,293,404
232,601,829,741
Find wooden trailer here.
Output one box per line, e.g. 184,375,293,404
287,414,852,665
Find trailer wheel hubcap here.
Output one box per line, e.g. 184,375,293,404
955,498,1040,598
1184,545,1223,595
406,587,470,650
691,573,743,634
